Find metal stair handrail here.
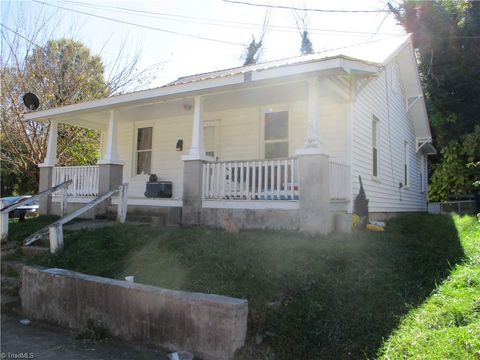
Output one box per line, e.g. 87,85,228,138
23,183,128,252
0,180,73,242
0,180,72,214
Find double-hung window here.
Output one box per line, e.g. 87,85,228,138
403,141,409,187
264,111,288,159
136,127,152,175
372,116,379,177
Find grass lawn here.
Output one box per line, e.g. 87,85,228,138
7,215,59,243
22,213,479,359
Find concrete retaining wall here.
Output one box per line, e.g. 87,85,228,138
201,208,300,230
21,266,248,360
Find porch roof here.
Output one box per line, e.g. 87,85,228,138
22,37,413,124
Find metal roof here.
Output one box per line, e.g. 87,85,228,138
165,35,410,87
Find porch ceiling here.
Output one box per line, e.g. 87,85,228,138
42,80,312,127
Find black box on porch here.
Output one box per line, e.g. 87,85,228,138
145,175,172,198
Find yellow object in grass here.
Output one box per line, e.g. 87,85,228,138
367,223,384,232
352,214,360,229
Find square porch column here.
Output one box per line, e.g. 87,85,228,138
38,120,58,215
296,78,333,234
181,96,208,226
97,110,124,214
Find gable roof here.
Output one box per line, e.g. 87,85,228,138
166,35,410,87
24,35,425,129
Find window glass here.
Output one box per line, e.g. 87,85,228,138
265,142,289,159
404,141,409,186
265,112,288,140
264,111,288,159
137,127,152,150
204,126,215,157
372,117,379,177
136,127,152,175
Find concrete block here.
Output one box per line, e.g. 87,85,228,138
201,208,300,231
297,154,334,234
21,266,248,360
334,213,352,233
38,166,54,215
182,160,203,226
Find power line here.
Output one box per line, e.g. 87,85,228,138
222,0,390,13
32,0,245,46
0,23,42,47
60,0,402,37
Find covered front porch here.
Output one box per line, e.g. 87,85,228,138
34,68,364,233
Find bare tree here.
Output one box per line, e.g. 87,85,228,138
0,4,161,195
242,10,272,65
292,5,314,55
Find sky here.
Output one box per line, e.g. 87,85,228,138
1,0,405,92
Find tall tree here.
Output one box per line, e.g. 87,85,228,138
389,0,480,200
242,10,271,65
292,8,314,55
1,39,108,194
1,5,158,196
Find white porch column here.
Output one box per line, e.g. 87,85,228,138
97,110,124,215
182,96,206,160
42,120,58,166
38,120,58,215
296,78,323,155
295,77,333,234
98,110,119,164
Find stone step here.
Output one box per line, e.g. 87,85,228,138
1,275,20,295
1,260,24,276
1,240,17,251
0,248,17,260
1,294,21,314
21,246,49,257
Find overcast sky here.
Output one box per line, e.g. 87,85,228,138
2,0,405,91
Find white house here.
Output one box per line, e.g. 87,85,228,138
25,35,436,234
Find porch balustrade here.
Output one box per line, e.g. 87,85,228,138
203,159,350,202
329,161,350,200
203,158,299,201
52,165,99,196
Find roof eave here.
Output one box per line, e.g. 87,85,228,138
24,57,378,122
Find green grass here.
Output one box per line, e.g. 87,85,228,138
22,213,478,359
8,215,59,243
378,215,480,360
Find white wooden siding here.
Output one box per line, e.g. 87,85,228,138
351,60,427,212
115,77,348,200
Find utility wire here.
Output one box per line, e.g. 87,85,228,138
32,0,245,46
222,0,390,13
0,23,42,47
60,0,401,37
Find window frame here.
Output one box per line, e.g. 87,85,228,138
372,116,380,179
403,140,409,188
134,125,153,176
420,154,426,193
203,119,221,160
261,108,290,160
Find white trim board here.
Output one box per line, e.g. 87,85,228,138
111,197,183,207
202,200,299,210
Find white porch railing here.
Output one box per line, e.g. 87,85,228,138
53,165,99,196
203,158,299,201
329,161,350,200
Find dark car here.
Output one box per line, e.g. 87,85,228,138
1,196,39,221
